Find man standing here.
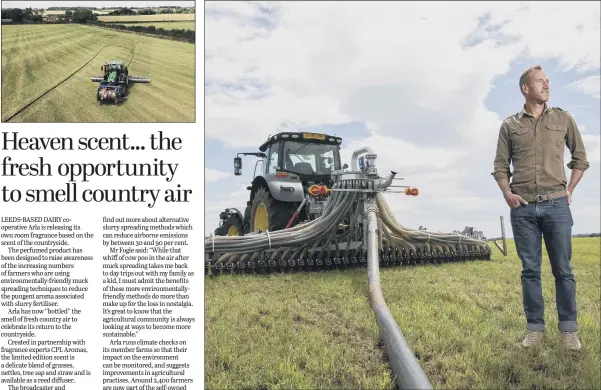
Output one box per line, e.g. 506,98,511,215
492,65,589,350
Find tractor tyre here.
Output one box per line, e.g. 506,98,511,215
222,214,244,236
249,187,297,233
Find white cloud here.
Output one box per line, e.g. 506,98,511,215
566,76,601,99
204,1,601,236
581,134,601,162
205,1,599,147
205,168,231,183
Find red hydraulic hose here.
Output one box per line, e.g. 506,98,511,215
285,197,308,229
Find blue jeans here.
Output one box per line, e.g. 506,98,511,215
509,195,578,332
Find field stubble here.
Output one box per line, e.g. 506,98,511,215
1,23,194,122
205,237,600,389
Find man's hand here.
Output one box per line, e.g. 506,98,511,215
505,192,528,208
567,189,572,204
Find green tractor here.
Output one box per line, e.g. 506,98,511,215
91,60,150,104
214,131,345,236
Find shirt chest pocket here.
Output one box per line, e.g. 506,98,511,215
509,126,534,158
544,124,566,149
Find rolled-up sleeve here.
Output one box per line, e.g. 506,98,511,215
565,114,589,171
492,123,512,181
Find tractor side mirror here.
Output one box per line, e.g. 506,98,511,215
234,157,242,175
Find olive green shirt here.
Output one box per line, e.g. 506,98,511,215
492,105,589,195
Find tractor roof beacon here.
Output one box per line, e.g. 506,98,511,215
214,131,346,237
90,59,151,104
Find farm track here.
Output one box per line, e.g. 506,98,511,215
1,24,195,122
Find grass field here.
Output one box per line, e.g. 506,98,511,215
98,13,195,23
1,23,195,122
119,21,195,31
205,237,600,389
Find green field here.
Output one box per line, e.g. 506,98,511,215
98,13,194,22
205,237,600,389
1,24,195,122
119,21,195,31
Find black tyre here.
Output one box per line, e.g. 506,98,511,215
214,226,226,236
249,187,297,233
222,214,244,236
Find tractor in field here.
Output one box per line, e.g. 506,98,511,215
91,60,150,104
214,132,344,236
213,131,417,237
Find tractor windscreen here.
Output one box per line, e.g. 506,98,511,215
283,141,340,176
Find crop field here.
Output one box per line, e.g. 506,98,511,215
98,13,195,23
1,24,195,122
205,237,600,389
119,21,195,31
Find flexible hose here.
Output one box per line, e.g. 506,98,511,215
366,199,433,390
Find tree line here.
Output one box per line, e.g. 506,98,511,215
2,7,193,23
2,8,43,22
107,7,194,15
2,8,97,23
1,7,194,43
98,22,195,43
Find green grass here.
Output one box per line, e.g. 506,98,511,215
118,21,195,31
98,14,195,22
1,23,194,122
205,237,600,389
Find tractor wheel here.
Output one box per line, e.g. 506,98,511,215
222,215,244,236
249,187,297,233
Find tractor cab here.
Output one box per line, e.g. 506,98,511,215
218,132,344,237
260,132,342,182
99,60,127,86
91,59,150,104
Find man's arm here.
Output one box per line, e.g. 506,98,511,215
492,123,528,207
568,169,584,194
565,112,589,194
492,123,512,193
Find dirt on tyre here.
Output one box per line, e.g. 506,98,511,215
249,187,297,233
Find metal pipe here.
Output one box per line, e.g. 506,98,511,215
365,198,433,390
351,146,375,171
377,171,397,190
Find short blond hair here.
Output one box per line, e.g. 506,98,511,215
519,65,543,95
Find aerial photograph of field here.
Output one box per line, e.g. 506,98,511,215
1,1,195,122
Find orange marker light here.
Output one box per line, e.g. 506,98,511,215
308,184,329,196
405,188,419,196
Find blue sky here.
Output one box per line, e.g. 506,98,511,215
205,1,600,237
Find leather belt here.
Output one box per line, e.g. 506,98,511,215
519,190,568,203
